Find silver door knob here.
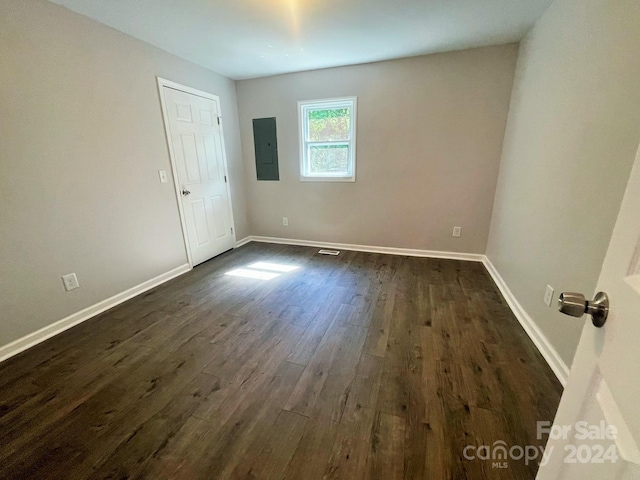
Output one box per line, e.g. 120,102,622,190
182,189,191,196
558,291,609,328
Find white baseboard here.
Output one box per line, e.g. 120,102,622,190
0,263,191,363
240,235,485,262
482,257,570,386
235,236,252,248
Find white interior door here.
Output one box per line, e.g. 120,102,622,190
537,144,640,479
160,83,235,267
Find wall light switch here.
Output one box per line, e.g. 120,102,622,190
452,226,462,238
544,285,554,307
62,273,80,292
283,217,289,227
159,170,168,183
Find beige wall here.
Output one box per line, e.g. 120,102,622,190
236,46,518,253
487,0,640,366
0,0,248,345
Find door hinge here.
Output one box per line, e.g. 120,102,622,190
231,227,234,234
217,116,221,125
224,175,227,183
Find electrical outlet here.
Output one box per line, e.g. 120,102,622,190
544,285,554,307
283,217,289,227
452,226,462,238
62,273,80,292
158,170,168,183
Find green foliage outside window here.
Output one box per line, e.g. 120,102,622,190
309,145,349,173
308,108,351,142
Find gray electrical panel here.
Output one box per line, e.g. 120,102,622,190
252,117,279,181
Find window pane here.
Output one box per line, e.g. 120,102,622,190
308,108,351,141
309,145,350,174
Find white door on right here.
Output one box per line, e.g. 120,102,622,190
537,143,640,479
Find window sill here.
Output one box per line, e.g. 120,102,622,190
300,175,356,183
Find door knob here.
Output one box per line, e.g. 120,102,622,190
182,189,191,196
558,292,609,328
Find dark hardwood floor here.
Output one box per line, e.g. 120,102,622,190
0,243,563,479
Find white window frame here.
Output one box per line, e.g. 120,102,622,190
298,97,357,182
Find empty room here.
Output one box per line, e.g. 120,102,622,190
1,0,640,478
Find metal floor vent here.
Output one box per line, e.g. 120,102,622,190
318,249,341,256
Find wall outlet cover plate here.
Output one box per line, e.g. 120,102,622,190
544,284,554,307
62,273,80,291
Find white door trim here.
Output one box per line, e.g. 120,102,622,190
156,77,237,267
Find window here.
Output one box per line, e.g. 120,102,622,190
298,97,357,182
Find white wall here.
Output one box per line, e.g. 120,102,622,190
0,0,248,346
487,0,640,367
236,45,518,253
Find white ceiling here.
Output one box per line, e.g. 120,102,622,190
49,0,553,80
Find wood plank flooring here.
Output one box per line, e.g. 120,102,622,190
0,243,563,479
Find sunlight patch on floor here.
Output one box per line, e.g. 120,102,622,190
225,261,300,280
247,262,300,273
